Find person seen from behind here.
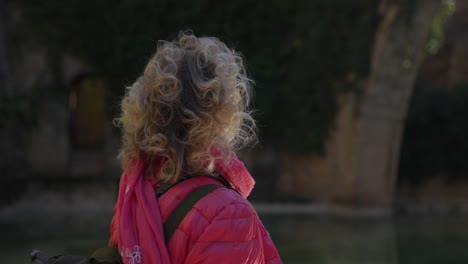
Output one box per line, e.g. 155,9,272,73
109,32,282,264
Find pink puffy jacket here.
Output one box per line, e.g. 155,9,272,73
158,176,282,264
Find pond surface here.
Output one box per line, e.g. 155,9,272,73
2,213,468,264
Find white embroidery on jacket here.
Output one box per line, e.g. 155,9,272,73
121,245,142,264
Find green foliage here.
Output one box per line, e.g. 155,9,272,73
426,0,456,54
399,82,468,185
16,0,378,153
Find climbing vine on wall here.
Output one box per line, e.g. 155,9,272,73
16,0,378,153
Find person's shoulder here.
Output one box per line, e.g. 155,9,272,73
173,178,259,244
193,185,257,222
184,185,261,245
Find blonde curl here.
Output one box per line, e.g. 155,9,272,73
116,33,257,183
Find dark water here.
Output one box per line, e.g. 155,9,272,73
2,213,468,264
262,215,468,264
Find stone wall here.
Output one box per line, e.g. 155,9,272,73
278,93,362,204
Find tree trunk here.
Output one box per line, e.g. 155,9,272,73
355,0,442,206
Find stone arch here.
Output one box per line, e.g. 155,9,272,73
354,0,442,206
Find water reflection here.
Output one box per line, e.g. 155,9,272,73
2,213,468,264
262,215,398,264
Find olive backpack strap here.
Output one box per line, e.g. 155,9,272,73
90,180,225,262
90,246,123,263
163,184,223,243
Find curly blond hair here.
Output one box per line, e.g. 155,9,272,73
116,33,256,183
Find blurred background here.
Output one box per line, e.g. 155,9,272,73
2,0,468,263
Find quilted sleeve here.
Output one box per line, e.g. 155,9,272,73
183,201,281,264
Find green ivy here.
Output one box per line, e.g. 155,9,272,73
16,0,378,153
427,0,456,54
